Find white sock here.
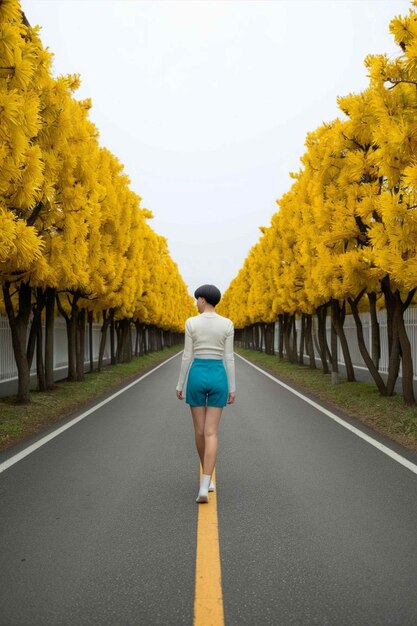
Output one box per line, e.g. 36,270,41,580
196,473,211,503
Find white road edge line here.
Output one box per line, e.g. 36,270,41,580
236,353,417,476
0,352,182,475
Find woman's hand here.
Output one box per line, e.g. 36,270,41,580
176,389,184,400
227,392,236,405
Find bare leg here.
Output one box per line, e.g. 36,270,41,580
202,406,223,476
191,406,206,468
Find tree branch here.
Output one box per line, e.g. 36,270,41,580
26,201,44,226
388,79,417,89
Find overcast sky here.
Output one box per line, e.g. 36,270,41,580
22,0,410,296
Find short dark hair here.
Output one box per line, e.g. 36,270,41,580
194,284,221,307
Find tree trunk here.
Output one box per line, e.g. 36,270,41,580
386,316,401,396
142,325,148,355
116,319,132,363
348,296,387,396
110,315,116,365
283,314,297,363
259,323,265,353
298,314,306,365
88,311,94,373
391,287,416,404
283,314,291,361
124,319,133,362
265,322,275,355
76,307,86,381
330,315,339,384
163,330,171,348
45,287,56,389
26,303,38,371
278,314,284,359
383,276,395,358
67,316,77,381
116,321,122,363
242,327,247,349
26,287,44,373
368,292,381,370
264,324,268,354
32,288,46,391
36,311,46,391
270,322,276,355
291,315,298,363
152,325,157,352
382,277,401,395
157,327,163,352
139,323,145,356
397,302,415,404
245,326,251,349
135,321,141,356
2,282,32,403
148,325,153,352
283,315,289,360
316,305,329,374
305,314,316,369
331,299,355,382
56,292,79,382
382,278,416,403
98,310,111,372
252,324,259,351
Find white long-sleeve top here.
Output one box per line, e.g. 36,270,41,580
176,312,236,393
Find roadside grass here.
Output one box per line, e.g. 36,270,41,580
0,346,182,453
236,347,417,454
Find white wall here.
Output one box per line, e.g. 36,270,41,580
0,316,111,384
273,308,417,379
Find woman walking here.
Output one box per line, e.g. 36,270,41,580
176,284,236,503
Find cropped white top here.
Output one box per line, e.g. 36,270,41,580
176,312,236,393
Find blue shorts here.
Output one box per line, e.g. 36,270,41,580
186,359,228,407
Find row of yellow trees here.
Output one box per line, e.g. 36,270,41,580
219,1,417,404
0,1,194,402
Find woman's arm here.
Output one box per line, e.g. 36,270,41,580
224,322,236,398
176,319,194,398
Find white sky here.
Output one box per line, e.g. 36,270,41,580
22,0,410,296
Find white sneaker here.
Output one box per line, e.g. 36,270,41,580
196,473,211,503
196,491,209,503
208,480,215,492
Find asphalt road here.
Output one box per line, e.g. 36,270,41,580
1,353,417,625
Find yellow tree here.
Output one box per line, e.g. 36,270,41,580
131,227,194,353
85,150,149,366
221,2,417,404
0,4,103,394
247,226,279,354
347,2,417,402
32,80,103,383
218,260,251,332
0,0,50,401
298,117,379,383
272,183,320,367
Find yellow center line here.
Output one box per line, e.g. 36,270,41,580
194,467,225,626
